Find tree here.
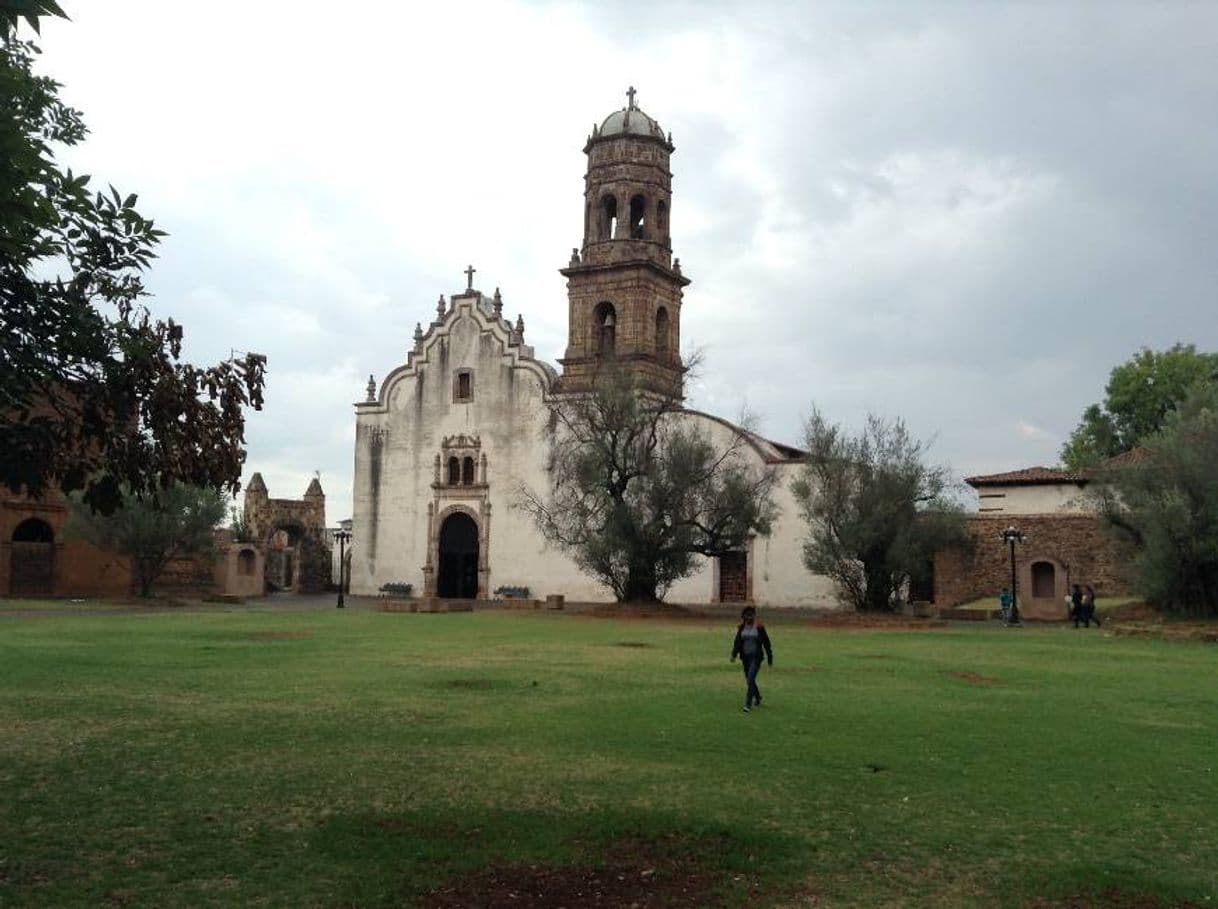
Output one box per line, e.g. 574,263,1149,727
518,366,777,603
1,6,265,515
792,409,966,612
1090,385,1218,617
68,484,227,597
1061,344,1218,469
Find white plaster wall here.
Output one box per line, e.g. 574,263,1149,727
663,414,836,608
974,483,1092,516
351,298,837,606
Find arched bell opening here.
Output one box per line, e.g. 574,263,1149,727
599,195,618,241
629,194,647,239
594,301,616,356
655,306,670,359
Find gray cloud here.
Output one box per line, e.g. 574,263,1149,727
35,0,1218,520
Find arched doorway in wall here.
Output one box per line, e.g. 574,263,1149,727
10,518,55,597
437,512,479,599
266,524,303,591
1031,560,1056,599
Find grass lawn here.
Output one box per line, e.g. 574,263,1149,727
1,604,1215,907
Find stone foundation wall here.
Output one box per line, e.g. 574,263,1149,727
934,514,1132,608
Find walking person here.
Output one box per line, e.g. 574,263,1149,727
1082,584,1100,628
730,606,773,713
1071,584,1084,628
999,587,1014,625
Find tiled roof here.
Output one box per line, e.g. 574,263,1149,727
1103,446,1153,467
965,466,1090,487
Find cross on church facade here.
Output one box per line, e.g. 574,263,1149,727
626,86,636,109
464,264,476,290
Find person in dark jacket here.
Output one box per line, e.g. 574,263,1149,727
730,606,773,713
1071,584,1084,628
1082,584,1100,628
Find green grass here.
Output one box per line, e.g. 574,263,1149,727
1,606,1216,907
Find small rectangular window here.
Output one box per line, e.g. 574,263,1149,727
454,369,473,403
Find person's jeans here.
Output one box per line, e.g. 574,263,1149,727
742,657,763,706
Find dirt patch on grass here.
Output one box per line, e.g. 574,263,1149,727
806,612,948,630
248,630,314,641
1026,888,1200,908
436,678,503,691
612,641,652,648
421,838,733,908
585,603,707,620
946,670,1005,685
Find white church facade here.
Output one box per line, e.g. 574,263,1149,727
350,93,835,608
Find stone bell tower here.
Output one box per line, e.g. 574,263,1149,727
558,87,690,398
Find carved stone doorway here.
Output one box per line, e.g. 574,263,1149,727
438,512,479,599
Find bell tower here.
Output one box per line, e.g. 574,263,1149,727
558,88,690,398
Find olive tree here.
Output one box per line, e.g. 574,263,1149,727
1090,385,1218,616
519,366,777,603
793,408,966,611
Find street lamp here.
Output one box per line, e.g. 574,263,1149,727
1000,526,1026,626
334,528,351,608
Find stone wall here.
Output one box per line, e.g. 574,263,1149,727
934,514,1132,609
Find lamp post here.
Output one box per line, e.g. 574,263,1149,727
334,528,351,608
1000,526,1026,626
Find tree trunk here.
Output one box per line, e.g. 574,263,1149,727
622,563,660,603
862,558,894,612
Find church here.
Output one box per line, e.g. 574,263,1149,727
349,92,834,607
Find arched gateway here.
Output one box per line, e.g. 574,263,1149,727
437,512,479,599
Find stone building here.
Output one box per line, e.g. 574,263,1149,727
1,488,131,597
243,473,330,593
351,91,833,607
933,465,1132,615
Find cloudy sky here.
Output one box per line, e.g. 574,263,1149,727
36,1,1218,522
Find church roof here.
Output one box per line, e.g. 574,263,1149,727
965,466,1090,487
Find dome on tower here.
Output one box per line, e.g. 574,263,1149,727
598,105,666,140
593,88,669,143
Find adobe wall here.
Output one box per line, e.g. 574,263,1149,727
1,492,132,597
934,514,1132,609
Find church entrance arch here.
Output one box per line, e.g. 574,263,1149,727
437,512,479,599
10,518,55,597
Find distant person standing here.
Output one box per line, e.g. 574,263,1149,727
730,606,773,713
999,587,1014,625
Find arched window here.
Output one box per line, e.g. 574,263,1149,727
599,195,617,240
594,301,616,356
655,306,669,357
462,456,476,485
1031,561,1057,598
629,194,646,239
12,517,54,542
656,199,669,242
447,457,460,486
238,548,256,576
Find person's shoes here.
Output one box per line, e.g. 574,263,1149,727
755,695,763,707
742,705,751,713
